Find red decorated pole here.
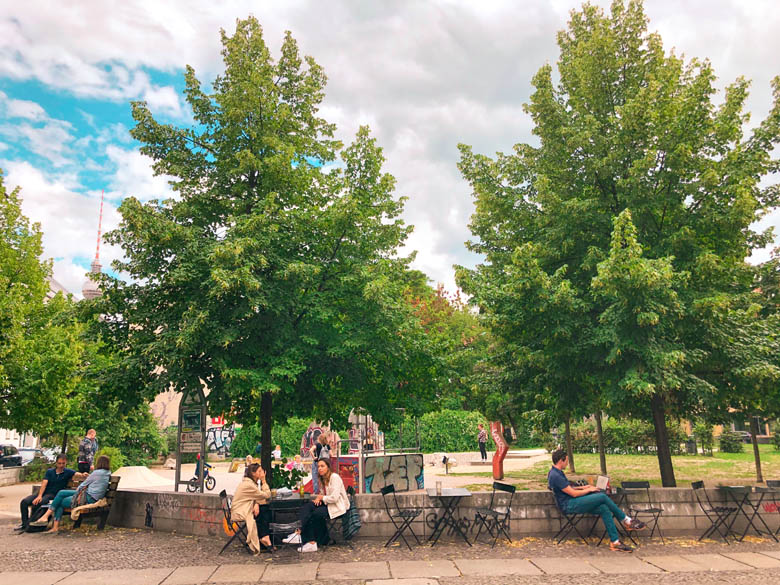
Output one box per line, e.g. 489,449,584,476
490,421,508,480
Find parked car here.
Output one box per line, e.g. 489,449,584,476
734,431,752,443
0,444,23,467
18,447,46,466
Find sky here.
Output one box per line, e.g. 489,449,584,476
1,0,779,297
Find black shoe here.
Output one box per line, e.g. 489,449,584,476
625,519,647,531
13,524,26,533
610,541,634,552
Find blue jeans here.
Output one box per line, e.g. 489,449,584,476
49,489,95,521
565,492,626,543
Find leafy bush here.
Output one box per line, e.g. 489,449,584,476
773,430,780,452
231,417,313,459
541,418,688,455
163,426,178,456
270,458,307,489
693,422,714,455
718,431,744,453
95,447,125,472
383,410,496,453
21,457,50,482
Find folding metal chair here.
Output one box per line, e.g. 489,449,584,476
381,484,422,550
269,520,302,558
474,481,515,547
218,490,252,555
692,481,737,544
550,488,598,545
768,480,780,538
621,481,664,543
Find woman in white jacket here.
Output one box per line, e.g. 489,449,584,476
284,458,349,552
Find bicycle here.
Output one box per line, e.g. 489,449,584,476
187,461,216,492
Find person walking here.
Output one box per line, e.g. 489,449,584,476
477,424,488,462
77,429,98,473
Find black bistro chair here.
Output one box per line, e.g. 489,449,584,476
549,487,598,545
218,490,251,555
620,481,665,543
766,480,780,537
692,481,737,544
381,484,422,550
474,482,515,547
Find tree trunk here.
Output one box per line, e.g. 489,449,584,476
750,415,763,483
565,416,576,474
261,392,273,477
61,430,68,455
650,394,676,487
595,411,607,475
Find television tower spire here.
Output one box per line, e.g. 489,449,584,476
94,189,104,266
83,190,105,300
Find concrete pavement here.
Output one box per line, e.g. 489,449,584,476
4,548,780,584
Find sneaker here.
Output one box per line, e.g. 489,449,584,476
298,542,318,553
610,541,634,552
13,524,26,533
624,519,647,531
283,532,301,544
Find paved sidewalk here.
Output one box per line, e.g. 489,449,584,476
4,549,780,585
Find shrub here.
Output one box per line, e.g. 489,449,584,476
95,447,125,472
544,418,688,455
773,430,780,452
693,422,714,455
718,431,744,453
231,417,314,459
270,459,307,489
21,457,50,482
163,426,178,456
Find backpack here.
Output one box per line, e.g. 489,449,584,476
341,495,361,540
319,444,331,460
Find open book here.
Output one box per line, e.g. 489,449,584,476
596,475,610,491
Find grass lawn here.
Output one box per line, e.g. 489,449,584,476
448,444,780,490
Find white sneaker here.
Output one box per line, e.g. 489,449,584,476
283,532,301,544
298,542,318,553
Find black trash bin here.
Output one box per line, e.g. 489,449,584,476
685,437,697,455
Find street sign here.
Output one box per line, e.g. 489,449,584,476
180,443,201,453
175,385,208,492
180,432,203,443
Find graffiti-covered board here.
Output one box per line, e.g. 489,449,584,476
363,453,424,493
335,456,359,492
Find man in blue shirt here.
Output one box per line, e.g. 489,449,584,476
15,453,85,532
548,448,644,552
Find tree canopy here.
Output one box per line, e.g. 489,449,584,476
98,18,440,470
456,0,780,485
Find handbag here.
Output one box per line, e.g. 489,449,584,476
71,487,89,509
341,496,361,540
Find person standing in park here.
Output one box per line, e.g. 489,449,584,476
477,423,488,461
15,454,85,532
77,429,98,473
548,449,645,552
309,433,330,493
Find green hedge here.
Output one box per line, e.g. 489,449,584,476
231,417,313,459
382,410,496,453
543,418,688,455
773,431,780,451
718,431,744,453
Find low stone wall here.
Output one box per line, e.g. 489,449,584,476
0,466,22,487
109,487,780,540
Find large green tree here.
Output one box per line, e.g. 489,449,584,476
457,0,780,486
99,18,438,472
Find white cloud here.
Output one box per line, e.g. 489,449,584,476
2,159,123,297
105,145,175,202
1,0,779,290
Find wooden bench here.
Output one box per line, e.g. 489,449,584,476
70,475,121,529
33,475,121,530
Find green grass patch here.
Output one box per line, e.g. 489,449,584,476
443,446,780,490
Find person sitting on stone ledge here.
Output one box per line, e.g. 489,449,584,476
15,453,86,533
548,448,645,552
231,462,273,554
283,458,349,553
30,455,111,533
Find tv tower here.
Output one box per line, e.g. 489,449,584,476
82,190,105,300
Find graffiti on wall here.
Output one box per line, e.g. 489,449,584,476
300,422,340,458
335,455,360,492
206,425,235,455
363,453,424,493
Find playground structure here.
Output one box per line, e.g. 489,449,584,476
301,410,425,494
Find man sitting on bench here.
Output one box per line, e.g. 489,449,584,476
15,453,85,533
548,448,645,552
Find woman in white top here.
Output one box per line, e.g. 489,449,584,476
284,458,349,552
